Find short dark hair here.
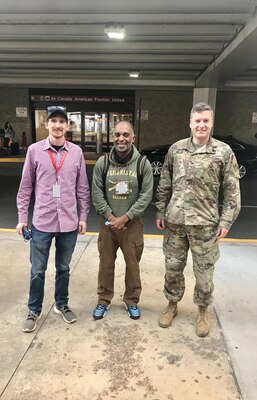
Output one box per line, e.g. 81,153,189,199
190,102,213,119
114,120,134,135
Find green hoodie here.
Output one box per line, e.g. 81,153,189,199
92,145,153,220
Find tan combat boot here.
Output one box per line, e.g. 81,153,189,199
159,301,178,328
196,306,210,337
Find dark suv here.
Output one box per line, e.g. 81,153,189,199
141,135,257,178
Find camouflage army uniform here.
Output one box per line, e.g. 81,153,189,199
156,137,241,306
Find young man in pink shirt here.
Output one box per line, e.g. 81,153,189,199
16,106,90,332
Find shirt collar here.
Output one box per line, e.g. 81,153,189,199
184,137,215,154
43,137,69,151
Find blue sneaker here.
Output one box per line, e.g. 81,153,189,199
93,304,109,320
126,304,141,320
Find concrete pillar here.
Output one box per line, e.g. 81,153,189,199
192,88,217,115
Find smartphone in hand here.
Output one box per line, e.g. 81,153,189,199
22,227,32,242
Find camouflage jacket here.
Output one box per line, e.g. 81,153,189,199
155,137,241,230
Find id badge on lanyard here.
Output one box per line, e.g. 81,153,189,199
53,182,61,197
48,148,67,198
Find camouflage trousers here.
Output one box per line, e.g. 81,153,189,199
163,224,220,306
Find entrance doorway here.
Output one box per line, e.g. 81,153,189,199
34,109,133,153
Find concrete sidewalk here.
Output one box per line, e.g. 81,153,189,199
0,232,249,400
214,241,257,400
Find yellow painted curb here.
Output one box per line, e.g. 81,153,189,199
0,228,256,243
0,158,25,163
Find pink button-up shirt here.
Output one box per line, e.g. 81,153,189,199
17,137,90,232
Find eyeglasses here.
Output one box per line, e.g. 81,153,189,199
47,106,66,113
112,131,131,138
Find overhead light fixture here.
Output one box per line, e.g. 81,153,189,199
128,71,140,78
104,26,126,40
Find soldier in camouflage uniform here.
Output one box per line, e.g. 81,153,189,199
155,102,241,337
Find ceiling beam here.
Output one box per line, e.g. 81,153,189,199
196,14,257,87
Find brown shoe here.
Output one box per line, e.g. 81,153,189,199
159,301,178,328
196,306,210,337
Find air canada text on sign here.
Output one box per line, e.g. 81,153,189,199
30,95,133,104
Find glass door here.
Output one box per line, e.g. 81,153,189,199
109,112,133,132
84,112,107,151
67,111,81,144
35,109,48,141
34,109,133,152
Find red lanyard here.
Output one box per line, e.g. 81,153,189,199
48,149,67,174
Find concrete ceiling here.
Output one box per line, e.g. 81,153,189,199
0,0,257,89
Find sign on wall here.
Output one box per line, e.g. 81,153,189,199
252,112,257,123
30,95,133,104
16,107,28,118
136,110,149,121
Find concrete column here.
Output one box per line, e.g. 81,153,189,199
192,88,217,115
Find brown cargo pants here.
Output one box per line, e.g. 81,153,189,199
97,218,144,306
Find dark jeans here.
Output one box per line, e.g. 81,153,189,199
28,225,77,313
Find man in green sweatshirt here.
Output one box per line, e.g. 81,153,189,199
92,121,153,320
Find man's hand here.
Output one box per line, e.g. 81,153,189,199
78,221,87,234
109,214,129,231
156,218,165,230
216,227,228,238
16,222,27,236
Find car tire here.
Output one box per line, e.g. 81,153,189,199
151,160,163,176
238,163,248,179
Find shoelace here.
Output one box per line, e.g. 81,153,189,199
59,305,70,314
27,311,39,320
96,305,106,310
128,305,140,315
